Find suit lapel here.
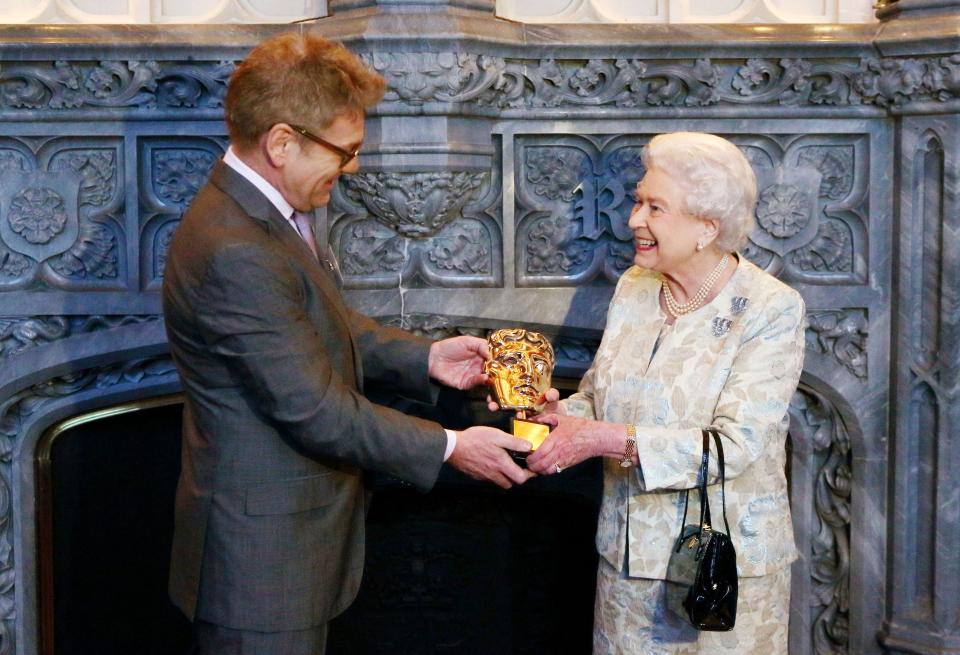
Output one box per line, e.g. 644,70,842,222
209,160,364,390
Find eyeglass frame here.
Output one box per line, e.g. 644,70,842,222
287,123,360,169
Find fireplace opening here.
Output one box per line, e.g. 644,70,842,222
35,385,601,654
36,395,192,655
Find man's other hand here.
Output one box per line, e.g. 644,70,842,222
447,426,535,489
428,336,489,390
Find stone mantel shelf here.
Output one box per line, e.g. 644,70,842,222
0,20,910,59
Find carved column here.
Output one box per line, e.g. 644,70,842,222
321,0,501,296
877,4,960,654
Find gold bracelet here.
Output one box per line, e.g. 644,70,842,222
619,424,636,468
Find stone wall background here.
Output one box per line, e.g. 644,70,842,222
0,1,957,653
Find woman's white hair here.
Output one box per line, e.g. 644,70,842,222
641,132,757,253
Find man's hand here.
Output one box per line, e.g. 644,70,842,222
447,426,536,488
428,336,489,390
487,387,563,415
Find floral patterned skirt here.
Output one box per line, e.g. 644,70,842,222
593,558,790,655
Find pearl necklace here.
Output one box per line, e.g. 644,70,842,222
662,253,730,318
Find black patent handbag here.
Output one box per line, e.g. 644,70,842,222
672,428,738,631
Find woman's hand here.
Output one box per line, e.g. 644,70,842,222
486,387,564,415
525,413,600,475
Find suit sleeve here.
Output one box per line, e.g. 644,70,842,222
193,242,446,490
633,292,806,491
343,305,439,405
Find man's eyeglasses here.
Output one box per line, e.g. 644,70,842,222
288,124,360,169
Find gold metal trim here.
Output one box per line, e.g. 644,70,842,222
35,393,184,655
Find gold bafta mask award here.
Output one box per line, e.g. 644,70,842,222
484,328,555,452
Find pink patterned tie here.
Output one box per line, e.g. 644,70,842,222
292,211,319,260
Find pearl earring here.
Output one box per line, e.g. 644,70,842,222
696,241,704,251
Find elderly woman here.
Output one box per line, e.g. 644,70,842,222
526,132,805,653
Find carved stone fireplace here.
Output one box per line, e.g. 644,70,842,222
1,1,958,653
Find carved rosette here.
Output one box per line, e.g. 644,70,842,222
756,184,813,238
330,171,498,288
789,386,852,655
8,188,69,244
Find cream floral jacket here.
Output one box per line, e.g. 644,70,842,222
562,258,805,580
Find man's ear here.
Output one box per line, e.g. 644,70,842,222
263,124,296,168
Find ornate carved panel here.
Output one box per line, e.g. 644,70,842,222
0,60,235,112
789,384,853,655
0,315,160,359
515,132,869,287
0,137,124,291
365,54,960,113
329,169,502,288
138,137,224,289
805,310,868,381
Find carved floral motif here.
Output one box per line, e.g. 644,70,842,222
343,172,485,238
0,54,959,115
791,219,853,273
48,220,117,279
0,145,122,285
153,150,217,207
0,247,31,279
7,187,68,244
756,184,812,238
798,147,855,201
341,221,406,275
525,148,589,201
0,59,234,111
806,310,868,380
426,224,491,274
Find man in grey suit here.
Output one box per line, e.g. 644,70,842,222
162,32,534,654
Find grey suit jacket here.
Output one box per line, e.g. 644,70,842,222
162,160,447,632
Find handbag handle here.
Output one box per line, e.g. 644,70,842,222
675,428,730,549
708,428,731,536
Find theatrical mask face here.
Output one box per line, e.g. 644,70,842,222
484,330,555,412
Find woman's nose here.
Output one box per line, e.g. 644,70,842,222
628,204,646,229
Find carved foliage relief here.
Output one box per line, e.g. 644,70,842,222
0,60,234,112
0,55,957,116
329,171,500,289
139,138,223,288
0,138,123,290
789,385,852,655
516,134,867,286
364,54,960,111
806,309,868,380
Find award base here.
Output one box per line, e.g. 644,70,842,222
509,417,550,466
